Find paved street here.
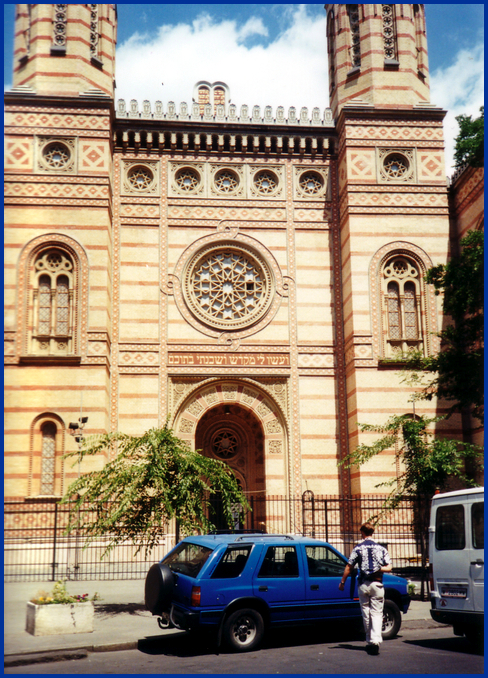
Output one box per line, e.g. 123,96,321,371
5,622,483,674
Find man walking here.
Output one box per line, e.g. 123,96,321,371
339,522,392,655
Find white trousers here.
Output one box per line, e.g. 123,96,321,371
358,581,385,645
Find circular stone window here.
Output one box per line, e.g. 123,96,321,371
253,169,279,195
299,171,324,195
42,141,71,170
127,165,155,191
175,167,201,192
211,428,239,460
382,152,410,180
214,168,240,194
183,243,274,331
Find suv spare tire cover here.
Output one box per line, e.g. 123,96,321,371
145,563,175,615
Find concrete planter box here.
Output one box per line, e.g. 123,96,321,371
26,601,94,636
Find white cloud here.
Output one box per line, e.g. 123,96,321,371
115,8,483,175
430,43,484,174
115,6,329,114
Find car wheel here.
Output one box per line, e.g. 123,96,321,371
223,608,264,652
382,599,401,639
144,563,175,615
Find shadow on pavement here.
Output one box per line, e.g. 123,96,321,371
137,622,364,657
96,603,147,617
403,636,484,657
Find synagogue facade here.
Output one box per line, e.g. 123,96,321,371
4,5,482,529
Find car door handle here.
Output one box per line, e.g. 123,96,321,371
258,586,268,592
310,585,319,591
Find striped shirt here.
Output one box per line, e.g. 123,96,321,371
347,538,391,585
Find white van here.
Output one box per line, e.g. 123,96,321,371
428,487,484,642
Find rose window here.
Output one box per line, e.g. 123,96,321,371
383,153,409,180
128,165,154,191
212,429,239,460
175,167,201,192
214,169,239,194
299,171,324,195
253,170,278,195
43,142,71,169
184,243,274,330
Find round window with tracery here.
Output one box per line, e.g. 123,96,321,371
212,429,239,460
127,165,155,191
214,168,240,194
184,243,274,330
253,169,279,195
175,167,201,192
383,152,410,180
43,142,71,170
35,250,73,273
299,171,324,195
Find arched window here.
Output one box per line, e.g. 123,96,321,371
197,86,210,115
413,5,428,76
28,414,66,497
347,5,361,70
382,256,422,357
31,249,75,356
40,421,56,495
326,9,336,92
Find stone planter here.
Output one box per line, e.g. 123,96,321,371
26,601,94,636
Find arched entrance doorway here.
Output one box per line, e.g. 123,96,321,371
195,402,266,531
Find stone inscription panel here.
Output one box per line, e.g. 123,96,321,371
168,352,290,367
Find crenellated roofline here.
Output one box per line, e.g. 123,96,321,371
116,99,335,128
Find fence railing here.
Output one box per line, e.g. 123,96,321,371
4,494,429,583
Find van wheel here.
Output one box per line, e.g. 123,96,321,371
382,600,401,639
223,608,264,652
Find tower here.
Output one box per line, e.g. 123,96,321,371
12,4,117,96
4,5,117,498
325,5,454,494
326,4,429,118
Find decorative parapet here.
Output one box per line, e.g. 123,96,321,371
116,99,334,127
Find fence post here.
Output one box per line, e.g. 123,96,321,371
51,501,58,582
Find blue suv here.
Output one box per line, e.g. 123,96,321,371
145,533,410,652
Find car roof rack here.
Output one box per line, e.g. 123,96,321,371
233,534,295,541
208,529,265,535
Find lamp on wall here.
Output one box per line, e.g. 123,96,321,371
224,406,231,416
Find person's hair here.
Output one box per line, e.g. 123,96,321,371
360,522,375,536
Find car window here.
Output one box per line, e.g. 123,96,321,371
162,542,213,577
435,504,465,550
211,546,251,579
258,545,299,577
472,502,484,549
305,545,346,577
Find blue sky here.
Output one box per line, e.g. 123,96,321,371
4,4,484,173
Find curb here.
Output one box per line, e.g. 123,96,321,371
4,641,139,667
4,619,444,667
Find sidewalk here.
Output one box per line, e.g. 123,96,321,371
4,578,439,666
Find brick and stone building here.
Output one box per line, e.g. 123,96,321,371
4,5,482,529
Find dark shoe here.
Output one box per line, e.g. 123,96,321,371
369,644,379,655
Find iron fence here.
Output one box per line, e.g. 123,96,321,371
4,493,429,583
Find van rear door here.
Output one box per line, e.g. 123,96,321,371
468,498,484,613
432,499,470,610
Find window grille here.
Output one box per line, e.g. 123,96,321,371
32,249,75,355
382,256,422,357
40,422,56,495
